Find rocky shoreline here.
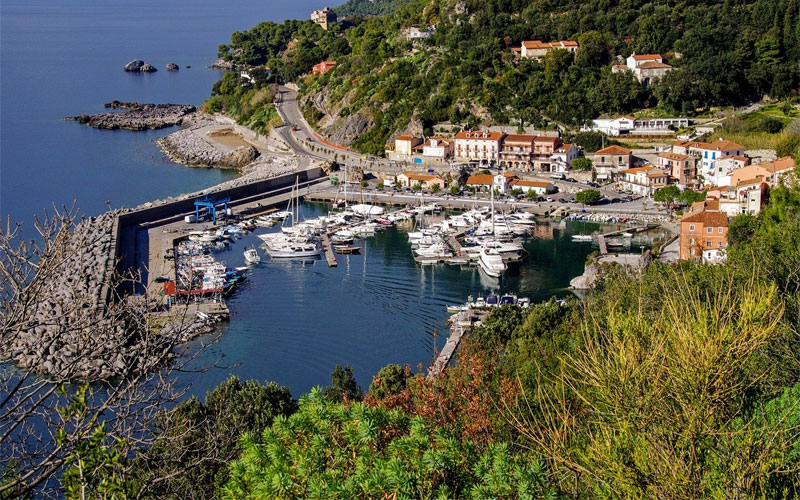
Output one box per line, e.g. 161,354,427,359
66,102,196,130
156,120,260,169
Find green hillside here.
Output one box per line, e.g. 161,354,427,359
214,0,799,154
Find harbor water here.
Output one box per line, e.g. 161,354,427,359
1,0,647,396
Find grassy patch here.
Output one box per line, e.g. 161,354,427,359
715,129,795,150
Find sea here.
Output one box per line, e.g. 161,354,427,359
0,0,616,397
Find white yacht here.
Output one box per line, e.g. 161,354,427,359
264,239,322,258
479,248,507,278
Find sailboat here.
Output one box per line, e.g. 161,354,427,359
259,178,322,258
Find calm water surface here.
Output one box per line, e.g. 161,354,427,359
1,0,618,396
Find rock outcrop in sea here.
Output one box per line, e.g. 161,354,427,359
166,62,179,71
124,59,158,72
156,121,260,169
65,102,196,130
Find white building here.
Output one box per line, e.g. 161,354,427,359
509,179,554,195
619,165,672,197
583,115,689,136
454,130,506,163
402,25,435,40
624,53,673,83
421,138,452,159
550,143,579,171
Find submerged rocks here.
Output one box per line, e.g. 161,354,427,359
166,62,179,71
124,59,157,72
66,102,196,130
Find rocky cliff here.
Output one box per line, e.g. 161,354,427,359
66,102,196,130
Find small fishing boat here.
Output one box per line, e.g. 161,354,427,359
334,245,361,255
571,234,593,241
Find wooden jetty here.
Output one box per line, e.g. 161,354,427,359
428,309,473,379
598,224,658,255
320,234,338,267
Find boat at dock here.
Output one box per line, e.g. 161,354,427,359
334,245,361,255
571,234,593,241
478,248,507,278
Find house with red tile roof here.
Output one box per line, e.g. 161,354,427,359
312,60,337,75
619,165,672,197
454,130,506,163
396,171,445,190
623,53,672,83
680,203,729,263
657,152,697,188
593,145,633,181
520,40,578,59
509,179,555,195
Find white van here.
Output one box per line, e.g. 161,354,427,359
550,172,566,180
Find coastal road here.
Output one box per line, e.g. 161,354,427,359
274,86,392,169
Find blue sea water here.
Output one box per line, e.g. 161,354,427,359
0,0,603,397
0,0,330,224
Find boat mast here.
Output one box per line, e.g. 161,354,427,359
490,179,495,235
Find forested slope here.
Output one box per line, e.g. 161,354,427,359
213,0,799,153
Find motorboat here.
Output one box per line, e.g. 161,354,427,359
350,204,384,216
571,234,593,241
243,247,261,265
479,248,507,278
265,240,322,258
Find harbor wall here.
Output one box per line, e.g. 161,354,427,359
114,167,327,289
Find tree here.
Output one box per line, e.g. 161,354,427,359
367,364,411,400
450,185,460,195
526,190,537,200
411,182,422,192
575,189,602,205
130,376,297,499
376,182,384,189
431,183,441,193
322,364,363,402
654,185,680,210
572,157,593,171
727,213,758,245
0,207,214,498
678,188,707,206
776,134,800,160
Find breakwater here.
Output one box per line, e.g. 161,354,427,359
3,164,326,381
65,102,196,130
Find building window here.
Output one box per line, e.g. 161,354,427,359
707,241,712,247
718,241,723,247
690,224,695,231
707,227,713,233
718,227,723,233
690,248,695,256
690,238,695,245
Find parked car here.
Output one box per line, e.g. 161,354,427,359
566,177,576,182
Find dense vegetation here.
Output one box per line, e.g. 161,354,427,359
62,176,800,498
334,0,416,17
213,0,799,155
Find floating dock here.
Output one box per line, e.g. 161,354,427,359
320,234,338,267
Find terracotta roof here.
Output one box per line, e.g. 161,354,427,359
503,134,536,144
502,172,517,178
534,136,561,143
555,143,575,152
596,145,632,155
622,166,655,175
718,154,749,162
674,140,708,149
736,177,768,188
658,152,691,161
402,172,441,182
647,171,669,178
396,135,415,141
522,40,577,50
681,209,729,226
620,115,636,121
761,156,795,173
638,61,672,69
511,179,551,188
466,174,495,185
632,54,662,61
704,140,745,152
454,130,505,141
690,199,720,212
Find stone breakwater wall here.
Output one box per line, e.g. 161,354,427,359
156,121,259,169
66,103,196,130
0,211,136,380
